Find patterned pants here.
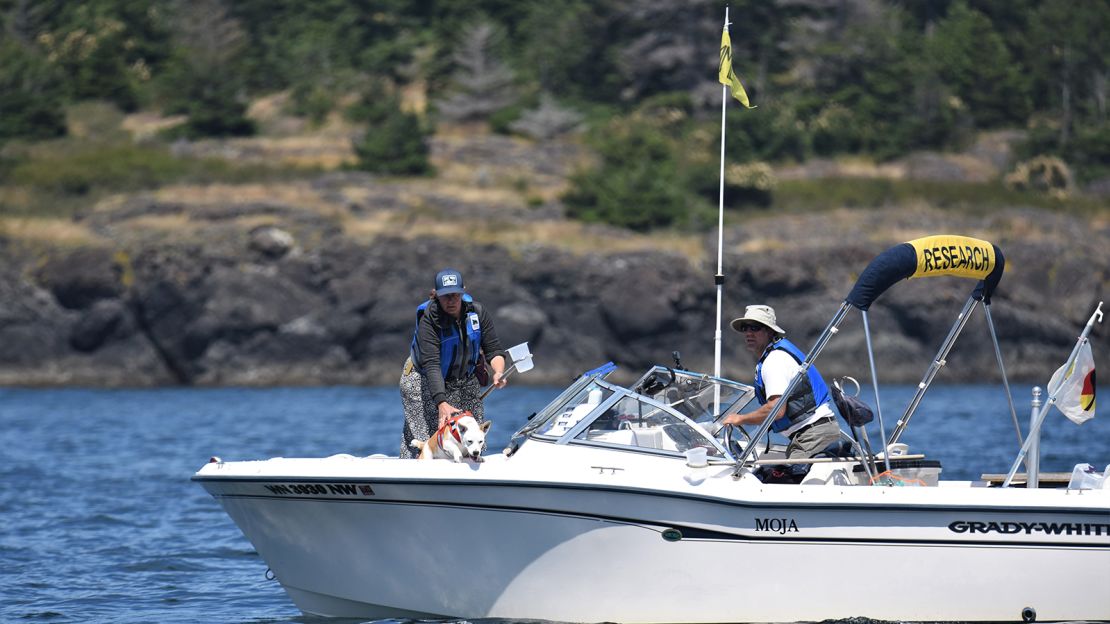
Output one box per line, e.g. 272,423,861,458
399,361,484,459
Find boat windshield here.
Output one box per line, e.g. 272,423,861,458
629,366,756,430
519,363,618,438
525,365,755,460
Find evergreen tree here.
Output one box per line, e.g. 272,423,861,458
927,1,1029,129
162,0,254,137
0,39,66,144
1025,1,1109,147
35,0,171,111
563,114,688,231
352,88,431,176
436,20,516,122
515,1,620,103
509,93,583,140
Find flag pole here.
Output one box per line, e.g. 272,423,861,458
1001,301,1103,487
712,6,730,418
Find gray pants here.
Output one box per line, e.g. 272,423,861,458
399,361,484,459
786,418,842,459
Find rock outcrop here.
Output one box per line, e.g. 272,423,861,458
0,189,1105,389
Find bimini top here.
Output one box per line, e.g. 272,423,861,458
845,235,1005,310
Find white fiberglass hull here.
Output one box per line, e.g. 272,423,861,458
195,444,1110,622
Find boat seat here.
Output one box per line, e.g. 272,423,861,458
586,429,636,446
584,427,665,451
632,428,663,449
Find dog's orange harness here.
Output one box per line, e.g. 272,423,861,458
435,411,470,448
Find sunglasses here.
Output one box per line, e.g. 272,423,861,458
736,323,765,333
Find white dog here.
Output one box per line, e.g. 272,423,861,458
410,412,491,462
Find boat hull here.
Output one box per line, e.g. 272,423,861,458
197,453,1110,622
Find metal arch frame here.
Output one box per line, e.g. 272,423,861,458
731,291,1019,479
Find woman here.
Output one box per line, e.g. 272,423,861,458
399,268,507,458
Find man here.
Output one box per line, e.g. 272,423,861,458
721,304,842,459
398,268,507,458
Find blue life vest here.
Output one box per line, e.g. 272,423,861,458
754,337,832,434
410,294,482,379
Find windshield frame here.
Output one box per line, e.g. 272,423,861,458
528,376,737,461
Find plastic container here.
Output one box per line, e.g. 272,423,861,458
1067,463,1106,490
685,446,708,468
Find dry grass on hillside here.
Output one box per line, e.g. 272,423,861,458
23,96,1096,271
0,217,103,248
340,212,703,261
144,183,335,210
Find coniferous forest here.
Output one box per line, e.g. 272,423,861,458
1,0,1107,230
0,0,1106,386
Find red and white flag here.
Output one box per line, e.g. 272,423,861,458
1049,341,1096,424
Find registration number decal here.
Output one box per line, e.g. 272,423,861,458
263,482,374,497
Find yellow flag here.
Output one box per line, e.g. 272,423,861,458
718,29,754,108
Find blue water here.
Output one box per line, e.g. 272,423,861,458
1,384,1107,623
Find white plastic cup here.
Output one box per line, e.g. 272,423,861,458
685,446,708,468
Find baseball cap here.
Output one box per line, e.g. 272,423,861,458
434,268,465,296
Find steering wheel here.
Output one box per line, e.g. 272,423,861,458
636,367,676,397
722,423,753,459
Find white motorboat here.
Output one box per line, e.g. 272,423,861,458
194,235,1109,623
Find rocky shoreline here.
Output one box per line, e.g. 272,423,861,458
1,177,1105,389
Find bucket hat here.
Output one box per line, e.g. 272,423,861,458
730,304,785,335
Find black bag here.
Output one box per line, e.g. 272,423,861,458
474,354,490,386
830,378,874,428
755,463,810,484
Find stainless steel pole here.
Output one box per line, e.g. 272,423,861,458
888,296,979,446
983,304,1023,447
861,310,891,475
1027,386,1042,488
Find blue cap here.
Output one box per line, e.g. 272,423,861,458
434,268,465,296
